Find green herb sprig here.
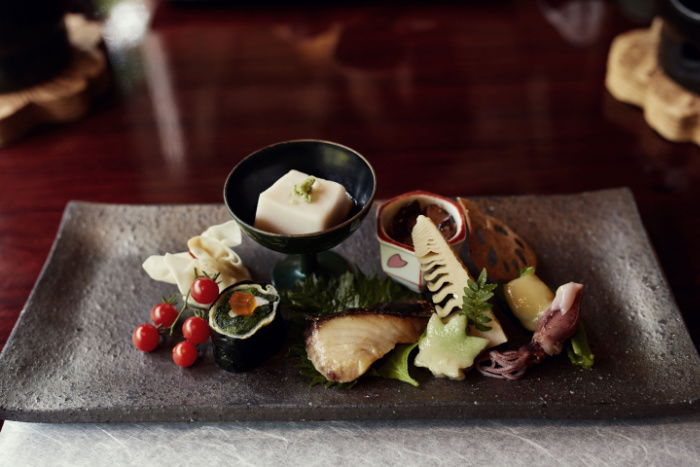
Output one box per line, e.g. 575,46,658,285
461,268,496,332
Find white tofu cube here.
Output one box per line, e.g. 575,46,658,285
254,170,353,235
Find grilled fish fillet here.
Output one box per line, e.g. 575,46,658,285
305,301,430,383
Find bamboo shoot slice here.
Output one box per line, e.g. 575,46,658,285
411,215,508,348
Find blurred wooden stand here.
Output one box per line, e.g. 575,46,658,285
606,19,700,147
0,14,107,147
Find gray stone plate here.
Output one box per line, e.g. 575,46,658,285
0,188,698,422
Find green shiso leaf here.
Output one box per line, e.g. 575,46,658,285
371,342,420,387
567,322,595,369
283,271,420,318
283,271,422,388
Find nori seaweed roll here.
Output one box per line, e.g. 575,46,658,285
209,281,285,372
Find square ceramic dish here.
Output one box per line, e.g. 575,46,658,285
0,188,698,422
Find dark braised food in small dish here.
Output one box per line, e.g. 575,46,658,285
390,200,456,246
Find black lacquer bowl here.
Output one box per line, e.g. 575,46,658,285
223,140,377,288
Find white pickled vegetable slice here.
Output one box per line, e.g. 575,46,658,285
187,235,249,289
201,220,243,247
142,252,191,284
141,220,251,306
163,253,198,296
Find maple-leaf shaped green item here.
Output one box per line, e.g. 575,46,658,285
414,314,489,380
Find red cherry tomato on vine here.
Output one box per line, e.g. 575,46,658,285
150,302,178,327
172,340,198,367
132,324,159,352
182,316,210,344
191,277,219,304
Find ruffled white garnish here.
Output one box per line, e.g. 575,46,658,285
142,220,250,306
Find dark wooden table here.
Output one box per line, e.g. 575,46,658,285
0,0,698,367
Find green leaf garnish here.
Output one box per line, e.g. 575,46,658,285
283,271,420,318
461,268,496,332
567,323,595,369
293,176,316,202
371,342,420,387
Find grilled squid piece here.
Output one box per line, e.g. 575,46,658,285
477,282,583,380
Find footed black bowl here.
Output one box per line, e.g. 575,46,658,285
223,140,376,289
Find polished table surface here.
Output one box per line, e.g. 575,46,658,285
0,0,699,414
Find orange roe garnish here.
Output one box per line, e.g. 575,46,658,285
229,291,256,316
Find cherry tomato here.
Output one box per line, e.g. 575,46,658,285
132,324,159,352
172,340,198,367
150,302,178,327
182,316,210,344
191,277,219,304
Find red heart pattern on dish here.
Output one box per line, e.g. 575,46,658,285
387,253,408,268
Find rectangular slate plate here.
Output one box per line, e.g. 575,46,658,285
1,188,698,422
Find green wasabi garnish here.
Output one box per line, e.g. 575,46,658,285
293,176,316,202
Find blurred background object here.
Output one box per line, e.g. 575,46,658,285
606,1,700,147
0,5,107,147
657,0,700,95
0,1,72,93
537,0,606,46
617,0,657,22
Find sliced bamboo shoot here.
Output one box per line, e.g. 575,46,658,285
411,215,508,348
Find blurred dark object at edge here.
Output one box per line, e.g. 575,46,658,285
657,0,700,95
0,1,71,93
